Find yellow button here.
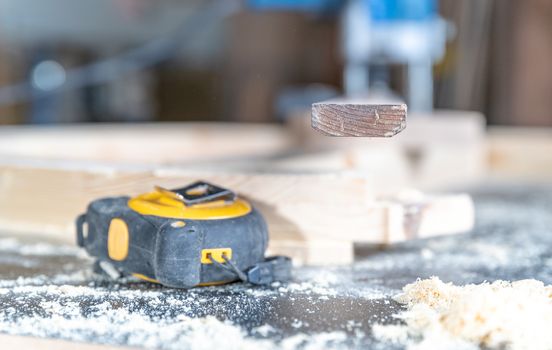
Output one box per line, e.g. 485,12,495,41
107,218,129,261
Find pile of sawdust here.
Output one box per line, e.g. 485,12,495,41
373,277,552,350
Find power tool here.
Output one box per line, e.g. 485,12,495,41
76,181,291,288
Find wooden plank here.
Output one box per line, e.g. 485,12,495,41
0,122,292,166
0,167,384,244
311,101,407,137
0,166,474,265
0,334,131,350
0,115,486,192
487,127,552,180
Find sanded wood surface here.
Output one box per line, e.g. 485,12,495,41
311,102,407,137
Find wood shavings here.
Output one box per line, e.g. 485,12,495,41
373,277,552,350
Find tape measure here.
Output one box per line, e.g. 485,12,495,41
76,181,291,288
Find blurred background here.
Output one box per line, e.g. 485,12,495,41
0,0,550,126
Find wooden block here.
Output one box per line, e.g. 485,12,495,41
311,101,407,137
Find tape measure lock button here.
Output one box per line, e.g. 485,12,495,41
107,218,129,261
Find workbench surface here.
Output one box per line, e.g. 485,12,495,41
0,183,551,349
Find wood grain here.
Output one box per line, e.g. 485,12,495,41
311,102,407,137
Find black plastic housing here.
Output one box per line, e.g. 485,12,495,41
77,196,269,288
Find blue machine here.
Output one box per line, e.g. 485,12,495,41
369,0,437,21
249,0,447,112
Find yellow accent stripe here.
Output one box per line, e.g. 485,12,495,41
198,280,229,287
133,273,228,287
132,273,160,284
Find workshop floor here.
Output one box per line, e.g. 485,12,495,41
0,183,551,349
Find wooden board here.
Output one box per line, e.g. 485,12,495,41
0,334,131,350
487,127,552,180
311,102,407,137
0,117,487,192
0,122,293,167
0,166,474,265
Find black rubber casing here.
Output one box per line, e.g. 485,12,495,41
77,197,269,288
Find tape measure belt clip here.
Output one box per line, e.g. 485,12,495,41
155,181,236,206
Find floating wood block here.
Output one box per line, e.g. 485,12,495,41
0,166,474,265
311,102,407,137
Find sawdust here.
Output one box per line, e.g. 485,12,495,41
373,277,552,350
1,185,551,349
0,236,374,349
0,279,357,350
